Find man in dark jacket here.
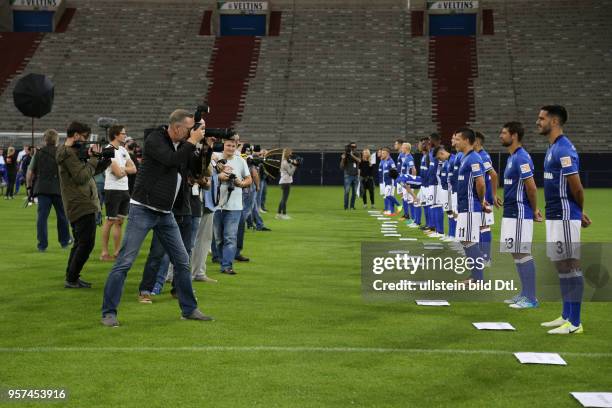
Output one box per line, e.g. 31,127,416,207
27,129,71,252
101,109,211,327
57,122,110,288
137,139,203,301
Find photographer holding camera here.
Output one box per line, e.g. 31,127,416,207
276,148,300,220
340,142,361,210
213,136,252,275
101,109,211,327
57,121,112,288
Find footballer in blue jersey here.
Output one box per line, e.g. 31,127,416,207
445,146,459,239
537,105,590,334
398,142,416,222
499,121,542,309
425,133,443,235
377,148,386,196
434,145,453,240
450,148,463,217
474,132,498,266
380,148,400,215
413,137,430,227
454,128,491,282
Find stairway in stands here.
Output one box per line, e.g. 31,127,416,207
0,33,44,96
428,36,478,143
205,36,261,128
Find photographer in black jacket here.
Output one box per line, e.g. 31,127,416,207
137,121,213,302
101,109,211,327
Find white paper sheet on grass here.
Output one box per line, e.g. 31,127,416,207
514,352,567,365
472,322,515,331
399,238,417,241
415,300,450,306
384,234,401,237
571,393,612,408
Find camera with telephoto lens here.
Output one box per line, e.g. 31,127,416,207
75,116,118,161
191,103,235,140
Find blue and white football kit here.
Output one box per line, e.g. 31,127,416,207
545,134,584,329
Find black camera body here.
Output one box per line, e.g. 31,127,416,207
289,154,303,166
76,141,115,162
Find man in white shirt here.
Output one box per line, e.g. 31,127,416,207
213,137,252,275
100,125,137,261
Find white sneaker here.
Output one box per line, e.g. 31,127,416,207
509,298,538,309
429,232,442,238
194,275,218,283
504,294,523,304
547,322,583,334
540,316,568,327
283,214,292,220
275,214,283,219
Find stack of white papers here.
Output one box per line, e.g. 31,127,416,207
472,322,516,331
415,300,450,306
514,352,567,365
571,393,612,408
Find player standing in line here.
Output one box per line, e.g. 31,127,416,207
399,142,417,224
454,128,491,281
380,148,399,215
444,140,458,242
434,145,451,240
537,105,591,334
498,121,542,309
394,139,407,220
474,132,498,266
449,134,463,243
425,133,442,236
416,137,430,229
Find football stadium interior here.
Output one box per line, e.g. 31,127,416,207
1,1,612,407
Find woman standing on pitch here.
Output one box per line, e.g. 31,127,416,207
4,146,17,199
359,148,376,209
276,148,298,220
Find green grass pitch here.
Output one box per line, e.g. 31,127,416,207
1,186,611,407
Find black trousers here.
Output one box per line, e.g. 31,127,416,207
65,213,97,282
278,183,291,214
5,172,16,197
360,177,375,205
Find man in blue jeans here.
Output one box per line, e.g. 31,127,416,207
26,129,71,251
213,137,252,275
340,142,361,210
101,109,211,327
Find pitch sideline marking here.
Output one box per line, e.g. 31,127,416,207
0,345,610,358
